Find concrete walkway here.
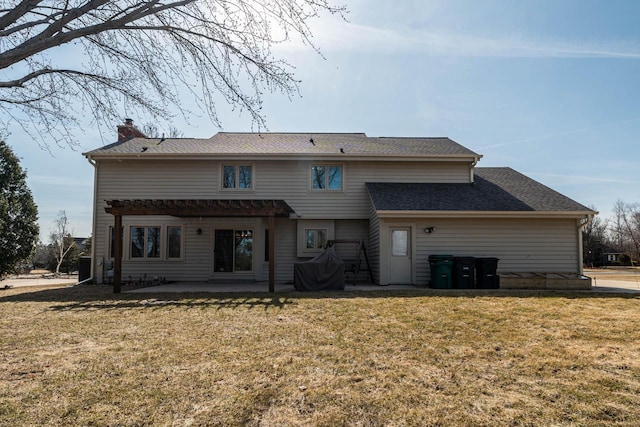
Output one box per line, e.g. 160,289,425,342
125,282,418,293
125,279,640,294
2,275,639,294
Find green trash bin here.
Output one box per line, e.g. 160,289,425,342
429,255,453,289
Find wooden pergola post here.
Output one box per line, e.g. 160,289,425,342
268,214,275,293
113,214,123,293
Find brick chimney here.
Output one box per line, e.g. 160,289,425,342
117,118,147,142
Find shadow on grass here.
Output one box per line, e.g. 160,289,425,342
0,284,639,312
0,285,296,312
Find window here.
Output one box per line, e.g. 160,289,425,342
296,220,335,257
305,229,327,249
109,227,115,258
167,226,182,259
223,164,252,189
311,164,342,190
391,229,408,257
130,226,160,259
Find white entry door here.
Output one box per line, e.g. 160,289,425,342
389,227,412,284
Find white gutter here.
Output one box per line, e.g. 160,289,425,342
84,153,482,163
375,210,596,219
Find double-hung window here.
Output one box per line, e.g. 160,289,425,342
223,164,253,190
311,164,342,190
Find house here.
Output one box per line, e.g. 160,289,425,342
602,253,629,266
84,121,596,292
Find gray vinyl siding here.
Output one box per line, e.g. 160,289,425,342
273,218,297,282
92,158,469,282
95,158,468,214
407,217,580,286
368,201,381,285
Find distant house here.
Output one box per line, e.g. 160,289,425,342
84,120,596,291
73,237,89,253
602,253,630,266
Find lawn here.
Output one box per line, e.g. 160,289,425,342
1,285,639,426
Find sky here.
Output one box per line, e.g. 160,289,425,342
5,0,640,240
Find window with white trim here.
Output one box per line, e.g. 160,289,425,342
130,226,160,259
167,226,183,259
305,229,327,250
114,225,183,261
297,220,335,257
222,164,253,189
311,164,342,190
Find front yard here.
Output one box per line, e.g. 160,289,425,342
1,285,639,426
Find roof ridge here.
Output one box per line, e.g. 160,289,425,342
375,136,450,140
215,132,367,135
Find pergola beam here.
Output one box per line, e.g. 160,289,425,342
105,199,294,218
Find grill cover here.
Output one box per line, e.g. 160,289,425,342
293,247,345,291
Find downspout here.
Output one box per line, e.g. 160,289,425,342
86,156,98,284
470,157,479,183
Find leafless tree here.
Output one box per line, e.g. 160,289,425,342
611,200,640,262
142,122,183,138
0,0,346,148
50,210,75,274
582,206,608,266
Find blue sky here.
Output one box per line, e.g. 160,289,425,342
6,0,640,240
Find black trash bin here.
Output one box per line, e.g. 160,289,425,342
475,257,499,289
78,256,91,282
428,255,453,289
453,257,475,289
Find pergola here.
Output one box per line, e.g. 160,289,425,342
105,199,295,293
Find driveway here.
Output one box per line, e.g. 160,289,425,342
0,275,79,288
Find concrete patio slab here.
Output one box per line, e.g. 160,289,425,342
125,282,419,293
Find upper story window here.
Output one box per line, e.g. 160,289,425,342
223,164,252,190
311,164,342,190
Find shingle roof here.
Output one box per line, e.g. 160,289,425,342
84,132,480,158
366,168,593,213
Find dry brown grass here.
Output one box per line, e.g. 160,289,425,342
1,285,640,426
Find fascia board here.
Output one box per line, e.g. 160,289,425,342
375,210,596,219
84,153,481,162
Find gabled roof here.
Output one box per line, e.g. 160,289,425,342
366,168,594,216
84,132,480,159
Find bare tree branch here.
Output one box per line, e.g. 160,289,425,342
0,0,347,148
